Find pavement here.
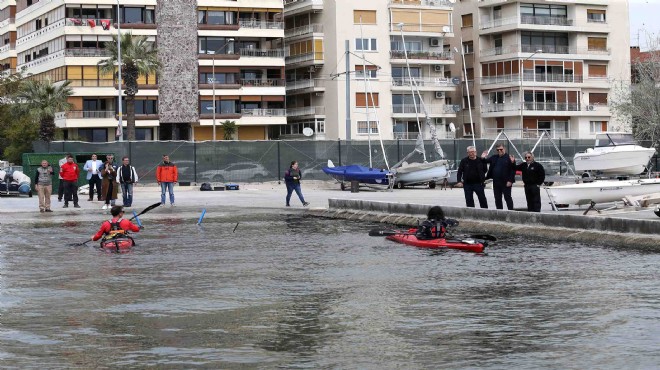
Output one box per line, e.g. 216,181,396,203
1,180,659,223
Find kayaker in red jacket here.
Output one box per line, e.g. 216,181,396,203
91,205,141,241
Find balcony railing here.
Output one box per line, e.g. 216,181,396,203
480,17,517,30
482,102,582,113
0,68,15,77
66,18,113,28
284,23,323,38
286,79,324,91
239,48,286,58
17,50,65,70
241,108,286,117
392,104,452,114
285,52,324,64
483,128,570,140
66,110,116,119
0,42,15,53
392,77,455,87
481,44,611,57
239,20,284,30
240,78,285,87
284,0,324,12
65,48,112,57
390,50,453,60
17,18,65,46
286,106,325,116
520,15,573,27
481,74,584,85
389,0,455,7
0,17,15,29
394,131,455,140
67,80,115,87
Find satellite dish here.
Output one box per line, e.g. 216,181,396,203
302,127,314,137
451,77,461,85
452,104,461,113
449,122,456,133
442,26,451,33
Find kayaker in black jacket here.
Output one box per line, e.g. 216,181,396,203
416,206,459,240
482,144,516,210
512,151,545,212
456,146,488,208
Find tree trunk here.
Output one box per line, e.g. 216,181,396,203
39,117,56,142
126,95,136,141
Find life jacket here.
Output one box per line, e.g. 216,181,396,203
416,220,446,240
103,218,127,240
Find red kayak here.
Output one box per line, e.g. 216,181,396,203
100,235,135,252
386,230,486,253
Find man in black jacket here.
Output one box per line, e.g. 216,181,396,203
512,151,545,212
456,146,488,208
482,144,516,210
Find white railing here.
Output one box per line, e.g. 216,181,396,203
284,0,324,12
483,128,570,139
389,0,455,7
65,48,112,57
481,44,611,56
17,18,65,45
241,108,286,117
520,15,573,26
0,17,15,29
66,110,116,119
239,20,284,30
480,17,517,30
0,69,15,77
284,23,323,38
239,48,286,58
390,50,453,60
17,49,65,70
286,106,325,116
240,78,285,87
482,102,582,113
285,52,324,64
15,0,53,20
286,79,324,90
0,42,14,53
481,74,584,84
392,77,454,87
67,80,115,87
390,23,454,33
392,104,451,114
66,18,113,28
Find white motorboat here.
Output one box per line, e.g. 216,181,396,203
393,159,449,188
573,132,656,175
545,178,660,205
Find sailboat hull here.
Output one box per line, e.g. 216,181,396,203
393,160,449,185
545,178,660,205
322,165,391,185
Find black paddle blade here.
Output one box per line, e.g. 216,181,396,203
469,234,497,242
129,202,163,220
69,239,92,247
368,229,398,237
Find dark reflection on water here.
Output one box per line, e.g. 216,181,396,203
1,216,659,368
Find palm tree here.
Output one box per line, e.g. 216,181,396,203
221,120,237,140
19,79,73,142
99,33,160,141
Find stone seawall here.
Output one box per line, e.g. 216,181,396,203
308,199,660,250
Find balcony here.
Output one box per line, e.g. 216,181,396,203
285,79,324,92
240,78,285,87
0,68,15,77
67,80,115,87
0,42,15,53
482,128,570,140
16,19,66,47
17,50,65,71
66,110,116,119
392,77,456,88
392,104,454,115
286,106,325,117
394,130,455,140
480,44,611,57
239,20,284,30
241,108,286,117
239,48,286,58
284,24,323,38
65,48,112,57
521,15,573,27
285,51,324,66
390,50,453,61
481,74,584,85
482,102,587,113
66,18,113,28
389,0,455,7
0,17,14,29
284,0,324,16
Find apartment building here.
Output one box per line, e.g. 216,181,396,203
8,0,285,141
447,0,630,140
282,0,459,141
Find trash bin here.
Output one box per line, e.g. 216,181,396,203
350,180,360,193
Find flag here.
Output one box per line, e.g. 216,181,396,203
101,19,111,30
87,19,96,28
116,115,123,138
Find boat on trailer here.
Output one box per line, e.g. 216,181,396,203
322,160,391,190
545,178,660,206
573,132,656,176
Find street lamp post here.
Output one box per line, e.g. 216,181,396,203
519,49,542,132
208,38,234,141
116,0,122,141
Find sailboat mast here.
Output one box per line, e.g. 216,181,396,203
359,17,373,168
398,23,426,162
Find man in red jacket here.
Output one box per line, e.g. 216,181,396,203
60,155,80,208
91,206,141,241
156,154,178,206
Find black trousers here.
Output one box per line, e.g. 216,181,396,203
463,183,488,208
63,180,78,205
493,181,514,210
88,176,102,200
58,179,65,200
524,184,542,212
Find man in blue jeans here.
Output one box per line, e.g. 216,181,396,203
117,156,138,207
456,146,488,208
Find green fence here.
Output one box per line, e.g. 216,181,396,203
30,139,657,185
22,152,115,192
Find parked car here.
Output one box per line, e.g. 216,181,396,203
199,162,271,182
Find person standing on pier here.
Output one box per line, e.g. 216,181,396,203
512,151,545,212
482,144,516,210
456,146,488,209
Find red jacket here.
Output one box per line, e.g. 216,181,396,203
60,162,80,182
92,218,141,241
156,162,178,183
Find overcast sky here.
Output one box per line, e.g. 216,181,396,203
629,0,659,50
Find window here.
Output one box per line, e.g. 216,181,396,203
390,39,422,52
354,10,376,24
198,10,235,25
78,128,108,142
590,121,607,133
462,41,474,54
520,4,567,18
198,37,235,54
521,31,569,53
463,95,475,109
357,121,378,134
356,92,379,107
200,72,237,84
134,100,158,115
461,14,473,28
587,37,607,51
355,38,377,51
391,66,420,78
123,7,143,23
587,9,606,23
588,64,607,77
590,93,608,105
355,65,377,78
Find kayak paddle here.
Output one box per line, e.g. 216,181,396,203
69,202,161,246
368,228,497,241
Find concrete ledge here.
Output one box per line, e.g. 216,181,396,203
318,199,660,250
